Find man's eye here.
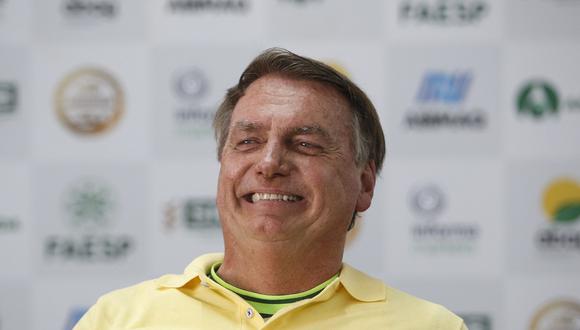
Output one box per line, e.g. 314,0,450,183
234,138,260,151
295,141,322,154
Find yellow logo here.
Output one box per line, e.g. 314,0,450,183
529,299,580,330
54,67,124,135
542,178,580,223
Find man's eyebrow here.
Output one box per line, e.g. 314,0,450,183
232,121,264,131
290,125,330,139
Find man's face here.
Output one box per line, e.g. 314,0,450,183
217,75,375,246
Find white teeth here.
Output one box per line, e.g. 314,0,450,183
251,193,299,202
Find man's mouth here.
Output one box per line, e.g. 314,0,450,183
244,193,304,203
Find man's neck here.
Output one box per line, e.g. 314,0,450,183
217,239,344,295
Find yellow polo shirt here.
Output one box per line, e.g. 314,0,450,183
75,253,467,330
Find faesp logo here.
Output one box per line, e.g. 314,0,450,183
0,82,18,117
167,0,249,13
405,71,487,129
44,178,133,261
54,67,124,135
399,0,488,26
529,299,580,330
172,67,216,138
163,197,220,231
409,184,480,254
536,178,580,251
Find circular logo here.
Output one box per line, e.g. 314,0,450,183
543,178,580,224
517,80,559,118
530,300,580,330
63,178,116,230
173,68,208,99
54,67,124,134
410,185,445,217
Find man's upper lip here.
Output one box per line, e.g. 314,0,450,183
240,189,304,198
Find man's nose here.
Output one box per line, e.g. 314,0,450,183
255,140,290,179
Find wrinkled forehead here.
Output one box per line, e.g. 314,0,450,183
230,119,333,140
228,75,354,136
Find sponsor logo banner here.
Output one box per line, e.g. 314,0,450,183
529,299,580,330
516,79,580,119
535,177,580,252
278,0,322,5
459,313,492,330
167,0,249,13
405,71,486,130
43,177,135,263
171,67,215,138
54,67,124,135
399,0,489,26
409,184,480,254
163,196,220,231
63,306,88,330
61,0,118,25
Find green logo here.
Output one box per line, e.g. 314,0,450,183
517,80,559,118
163,197,220,230
63,178,116,229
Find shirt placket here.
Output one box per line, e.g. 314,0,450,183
200,276,266,330
259,280,341,330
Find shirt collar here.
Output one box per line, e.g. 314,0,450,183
155,253,223,288
155,253,387,303
338,263,386,302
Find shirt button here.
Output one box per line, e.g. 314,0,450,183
245,308,254,319
200,281,209,287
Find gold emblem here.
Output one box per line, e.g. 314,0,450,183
54,67,124,134
529,299,580,330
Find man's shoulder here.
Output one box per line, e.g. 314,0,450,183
88,253,224,308
383,284,465,328
340,264,465,329
97,278,161,306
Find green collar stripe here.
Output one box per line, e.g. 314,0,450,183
209,263,339,317
238,290,320,304
244,300,291,316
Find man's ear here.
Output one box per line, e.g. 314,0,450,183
355,161,376,212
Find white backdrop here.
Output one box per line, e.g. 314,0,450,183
1,1,580,329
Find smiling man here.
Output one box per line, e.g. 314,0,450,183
75,48,467,329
